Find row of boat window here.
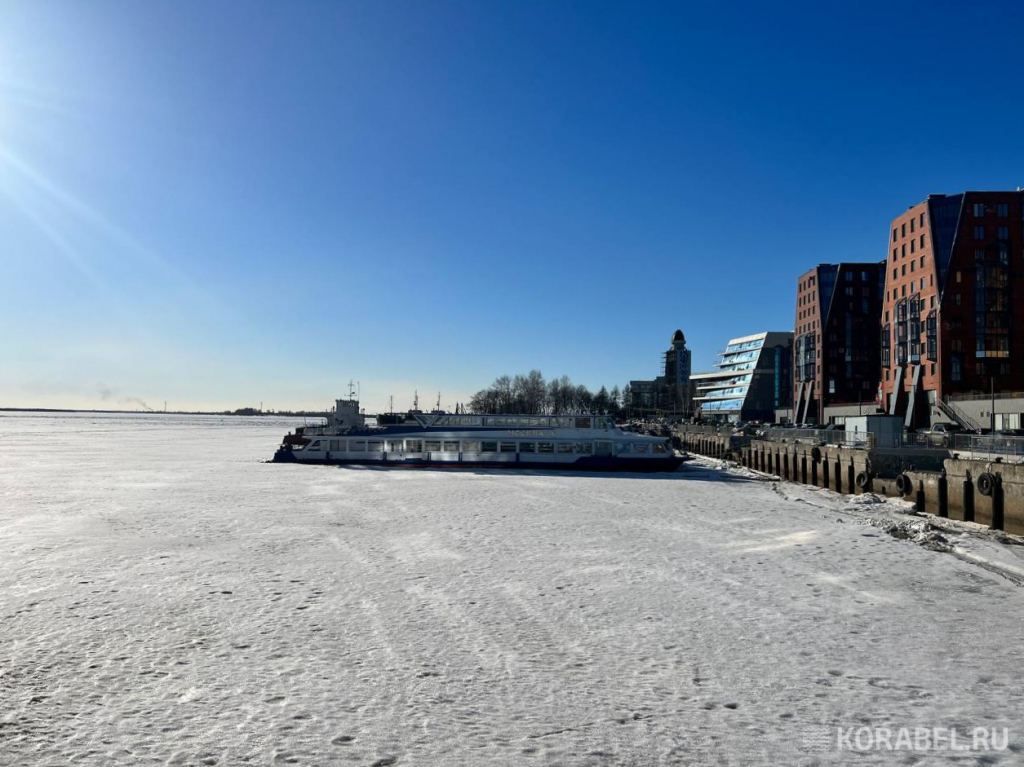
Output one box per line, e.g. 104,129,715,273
304,439,668,454
422,415,612,429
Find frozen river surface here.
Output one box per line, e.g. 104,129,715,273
2,412,1023,766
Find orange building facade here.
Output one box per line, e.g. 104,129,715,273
880,192,1024,429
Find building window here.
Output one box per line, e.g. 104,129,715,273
892,228,897,242
910,261,916,272
920,256,924,267
998,225,1009,240
902,223,906,237
902,244,906,257
998,203,1008,217
926,312,936,359
974,226,985,239
892,248,897,261
901,264,907,276
892,268,897,280
910,218,916,233
953,293,962,306
911,239,916,253
920,234,925,247
952,355,963,382
920,213,925,226
956,270,962,283
973,202,985,217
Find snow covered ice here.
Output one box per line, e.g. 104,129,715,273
2,413,1024,766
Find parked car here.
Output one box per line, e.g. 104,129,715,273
916,421,964,446
919,422,963,435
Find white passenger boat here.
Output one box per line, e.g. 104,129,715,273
272,397,686,472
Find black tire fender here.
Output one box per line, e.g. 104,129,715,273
977,472,995,497
855,471,871,489
895,473,911,495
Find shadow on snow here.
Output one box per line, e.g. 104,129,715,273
321,463,763,483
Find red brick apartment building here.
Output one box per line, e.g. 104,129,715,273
881,191,1024,429
793,262,886,425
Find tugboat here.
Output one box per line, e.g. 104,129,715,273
272,394,686,472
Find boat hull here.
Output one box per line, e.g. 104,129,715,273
271,448,686,473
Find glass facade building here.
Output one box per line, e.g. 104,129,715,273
692,331,793,423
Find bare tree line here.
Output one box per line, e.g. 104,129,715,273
468,371,628,415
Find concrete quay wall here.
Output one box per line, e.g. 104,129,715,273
676,429,1024,536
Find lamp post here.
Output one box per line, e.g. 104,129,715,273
991,377,996,434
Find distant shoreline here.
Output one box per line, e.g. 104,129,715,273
0,407,327,417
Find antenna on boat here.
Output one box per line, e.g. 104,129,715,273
389,395,393,414
414,390,419,410
436,392,442,411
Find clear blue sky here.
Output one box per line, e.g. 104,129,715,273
2,1,1023,413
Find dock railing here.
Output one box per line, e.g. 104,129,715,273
953,433,1024,460
677,424,1024,459
750,426,874,449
